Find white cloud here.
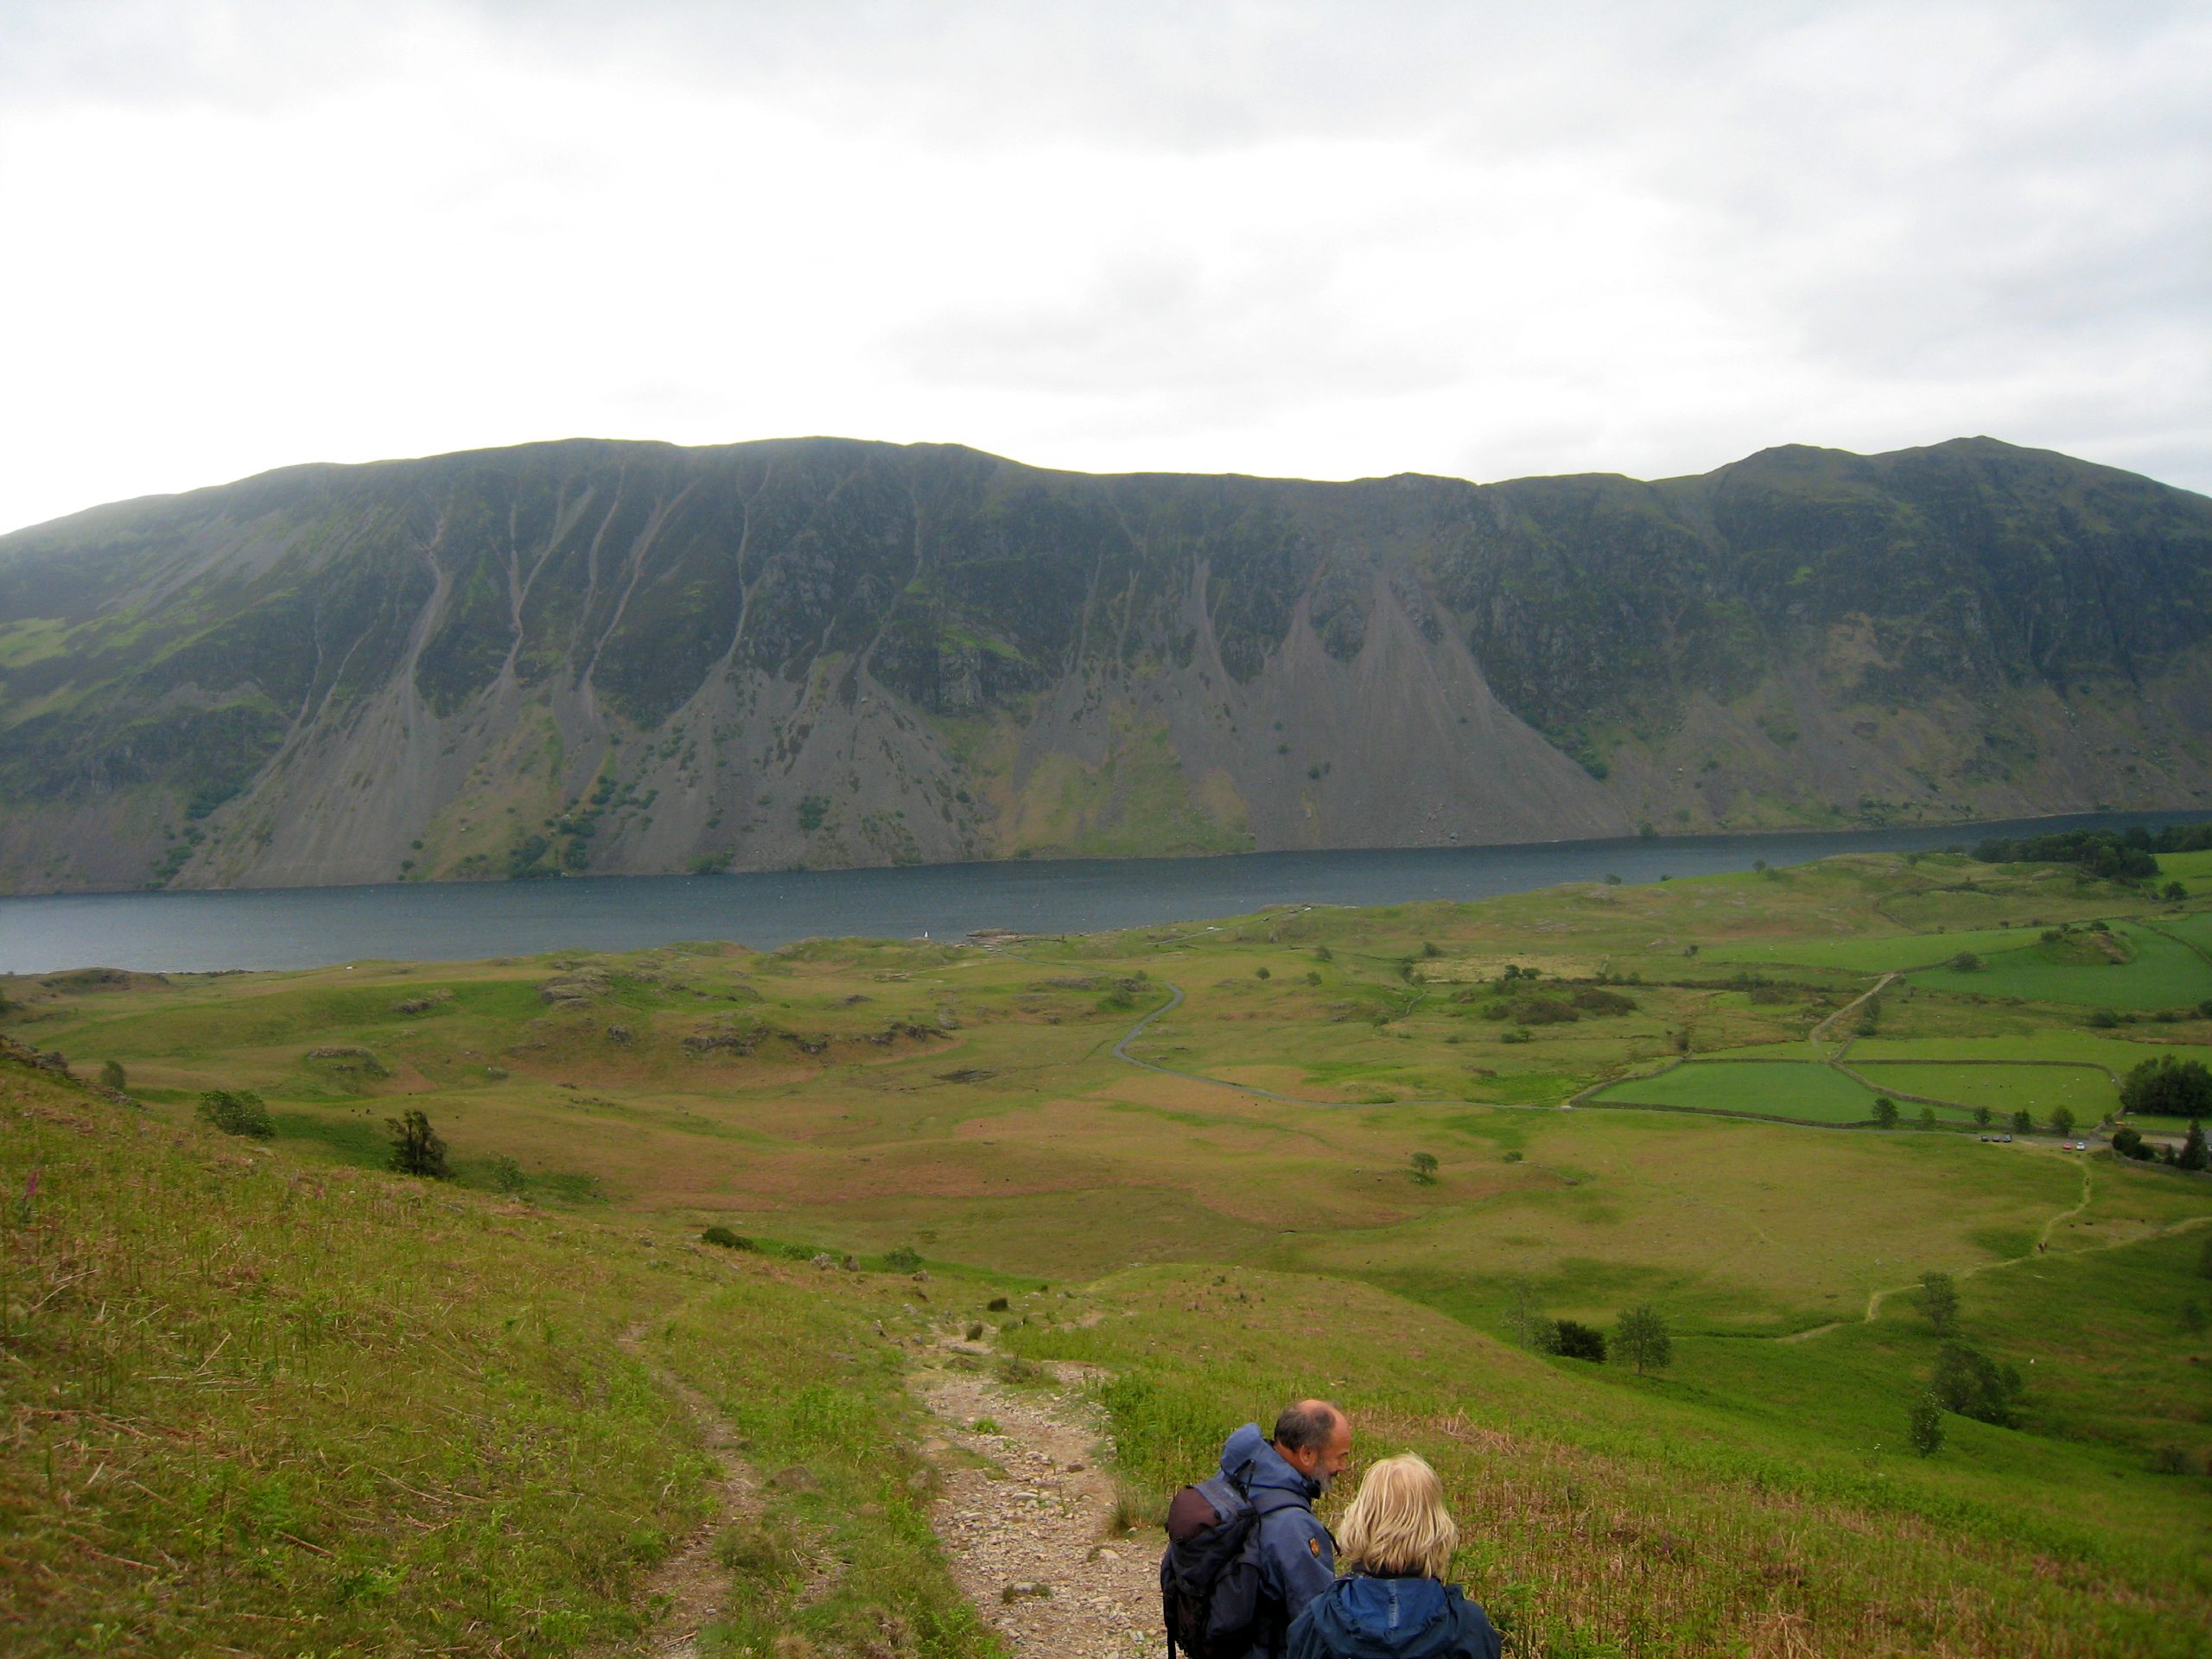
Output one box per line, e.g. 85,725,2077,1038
0,1,2205,536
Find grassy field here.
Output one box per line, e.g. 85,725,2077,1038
4,843,2210,1656
1707,924,2045,974
0,1060,995,1659
1906,923,2211,1008
1842,1060,2119,1122
1586,1058,1971,1123
2154,849,2212,894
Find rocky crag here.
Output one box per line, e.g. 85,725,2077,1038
0,435,2207,893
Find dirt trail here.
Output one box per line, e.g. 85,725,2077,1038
1779,1162,2212,1343
1812,971,1899,1050
912,1348,1159,1658
606,1320,760,1659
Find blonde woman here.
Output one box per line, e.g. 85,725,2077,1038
1285,1454,1501,1659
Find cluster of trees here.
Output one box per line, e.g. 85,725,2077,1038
1506,1283,1674,1374
2113,1121,2209,1168
1967,823,2212,881
1905,1269,2026,1457
2115,1058,2211,1169
2121,1055,2212,1117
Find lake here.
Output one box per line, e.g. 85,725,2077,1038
0,810,2202,975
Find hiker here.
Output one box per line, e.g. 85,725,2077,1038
1286,1453,1500,1659
1161,1400,1354,1657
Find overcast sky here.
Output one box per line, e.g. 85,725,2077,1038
2,1,2206,534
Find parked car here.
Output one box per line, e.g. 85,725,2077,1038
2074,1141,2088,1150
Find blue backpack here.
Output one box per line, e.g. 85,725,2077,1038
1160,1468,1307,1658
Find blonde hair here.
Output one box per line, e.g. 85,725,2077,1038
1335,1453,1458,1580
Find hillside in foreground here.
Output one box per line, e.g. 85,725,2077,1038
2,435,2209,893
4,836,2209,1655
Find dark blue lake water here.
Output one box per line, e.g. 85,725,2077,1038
1,810,2202,974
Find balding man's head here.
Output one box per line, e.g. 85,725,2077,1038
1273,1399,1354,1491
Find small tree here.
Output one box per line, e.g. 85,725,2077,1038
1409,1151,1440,1185
2164,880,2188,902
1974,1106,1993,1129
1615,1305,1672,1376
99,1059,127,1092
2010,1109,2033,1135
1255,966,1271,981
1949,951,1983,972
1908,1392,1945,1458
1916,1270,1960,1338
1917,1105,1938,1131
2050,1106,2076,1138
1506,1278,1554,1351
486,1154,526,1196
2183,1119,2209,1173
385,1109,450,1179
1872,1096,1900,1129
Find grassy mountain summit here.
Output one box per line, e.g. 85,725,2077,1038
1,435,2207,893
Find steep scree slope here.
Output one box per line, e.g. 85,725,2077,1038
0,435,2207,892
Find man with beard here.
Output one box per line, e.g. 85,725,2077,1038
1178,1400,1355,1658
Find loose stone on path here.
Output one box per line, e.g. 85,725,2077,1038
914,1344,1160,1658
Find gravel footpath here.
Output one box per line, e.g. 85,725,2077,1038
914,1350,1160,1658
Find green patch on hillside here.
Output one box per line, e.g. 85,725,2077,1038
1909,923,2209,1008
0,1061,993,1659
1841,1061,2119,1122
1708,925,2039,973
1590,1058,1972,1123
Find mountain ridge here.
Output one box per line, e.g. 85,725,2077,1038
1,433,2207,894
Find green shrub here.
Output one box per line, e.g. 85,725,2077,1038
195,1090,273,1138
884,1244,924,1272
702,1225,756,1250
1554,1320,1607,1363
1908,1393,1945,1458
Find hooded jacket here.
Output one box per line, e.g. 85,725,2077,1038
1216,1422,1337,1657
1285,1574,1502,1659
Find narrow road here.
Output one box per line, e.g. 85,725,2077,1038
912,1344,1157,1657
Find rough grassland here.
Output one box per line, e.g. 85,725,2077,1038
0,1062,995,1659
3,845,2209,1656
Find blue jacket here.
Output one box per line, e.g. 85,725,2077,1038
1218,1423,1336,1657
1286,1574,1502,1659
